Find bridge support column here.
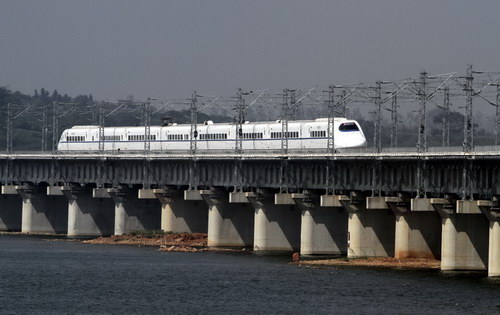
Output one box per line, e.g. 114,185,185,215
296,194,347,255
14,185,67,234
107,188,161,235
61,187,115,237
0,186,22,231
386,197,441,259
478,200,500,277
248,192,301,252
433,199,489,271
197,190,253,247
146,189,207,233
343,194,395,258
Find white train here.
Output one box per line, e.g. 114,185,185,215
57,118,367,151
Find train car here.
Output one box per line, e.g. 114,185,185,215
57,118,367,151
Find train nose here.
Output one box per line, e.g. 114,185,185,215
354,133,368,148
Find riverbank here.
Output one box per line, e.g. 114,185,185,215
82,232,247,253
82,232,440,269
296,257,440,270
83,232,208,252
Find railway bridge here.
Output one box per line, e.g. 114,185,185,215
1,147,499,277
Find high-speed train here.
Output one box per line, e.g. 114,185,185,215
57,118,367,151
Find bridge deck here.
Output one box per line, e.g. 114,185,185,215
1,146,500,160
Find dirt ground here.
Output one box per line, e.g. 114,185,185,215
296,257,440,269
82,233,440,268
83,232,208,252
82,232,247,253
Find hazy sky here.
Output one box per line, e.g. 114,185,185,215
1,0,499,101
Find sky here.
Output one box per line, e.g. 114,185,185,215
0,0,499,101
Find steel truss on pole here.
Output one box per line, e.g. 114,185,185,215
5,103,13,185
97,101,105,188
189,91,199,190
325,85,336,195
390,93,398,148
41,104,49,152
442,87,450,147
462,65,474,200
372,82,383,196
279,89,291,193
496,84,500,145
142,99,152,188
463,65,474,152
234,88,245,192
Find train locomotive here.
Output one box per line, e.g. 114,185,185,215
57,117,367,151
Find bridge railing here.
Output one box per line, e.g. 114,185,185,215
2,145,500,158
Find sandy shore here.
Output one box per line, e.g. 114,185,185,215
82,232,246,253
296,257,440,270
82,233,440,269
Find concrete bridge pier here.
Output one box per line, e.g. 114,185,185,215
387,197,441,259
14,185,67,234
58,186,115,237
0,186,22,231
478,200,500,277
194,189,254,247
106,188,160,235
433,198,489,271
248,192,301,252
146,189,207,233
343,193,395,258
296,194,348,256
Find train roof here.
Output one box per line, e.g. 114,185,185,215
68,117,350,129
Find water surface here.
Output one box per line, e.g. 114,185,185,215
0,235,499,314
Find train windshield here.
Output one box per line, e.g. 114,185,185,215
339,122,359,132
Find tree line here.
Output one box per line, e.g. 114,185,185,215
0,85,495,151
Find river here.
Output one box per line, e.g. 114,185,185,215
0,234,499,314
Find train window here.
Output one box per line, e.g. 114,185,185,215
339,122,359,132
